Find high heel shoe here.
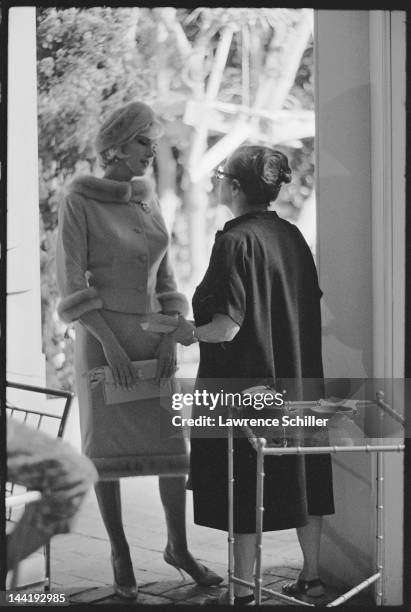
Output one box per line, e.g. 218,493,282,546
163,549,223,587
111,551,138,600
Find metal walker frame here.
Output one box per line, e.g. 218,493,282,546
227,393,405,606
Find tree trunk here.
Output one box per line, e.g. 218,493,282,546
183,178,209,286
156,138,180,233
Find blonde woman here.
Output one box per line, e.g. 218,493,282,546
56,101,222,600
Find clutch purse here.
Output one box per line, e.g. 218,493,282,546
89,359,176,405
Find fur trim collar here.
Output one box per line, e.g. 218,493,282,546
67,174,153,204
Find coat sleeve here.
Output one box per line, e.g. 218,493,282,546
155,250,189,316
56,192,103,323
206,233,247,327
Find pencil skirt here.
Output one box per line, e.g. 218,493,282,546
74,309,188,479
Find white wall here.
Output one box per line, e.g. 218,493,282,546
7,7,45,387
315,10,404,604
315,7,373,593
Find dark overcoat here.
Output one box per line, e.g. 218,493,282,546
188,210,334,532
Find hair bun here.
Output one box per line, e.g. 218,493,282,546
261,151,292,190
279,167,292,184
226,145,291,205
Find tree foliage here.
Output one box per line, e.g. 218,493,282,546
37,7,314,390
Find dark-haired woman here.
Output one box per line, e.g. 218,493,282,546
173,145,334,604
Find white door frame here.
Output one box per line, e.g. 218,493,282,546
314,10,405,604
369,11,405,604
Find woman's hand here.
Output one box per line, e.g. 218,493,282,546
155,333,178,383
171,316,197,346
102,339,138,389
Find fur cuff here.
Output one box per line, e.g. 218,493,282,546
57,287,103,323
157,291,189,318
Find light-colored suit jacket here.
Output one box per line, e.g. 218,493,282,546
56,175,188,322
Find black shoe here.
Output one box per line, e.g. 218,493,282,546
206,590,255,605
282,577,325,598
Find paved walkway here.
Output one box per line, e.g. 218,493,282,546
50,486,370,606
40,400,371,606
51,478,307,605
53,397,300,603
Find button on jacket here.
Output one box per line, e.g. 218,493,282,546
56,175,188,322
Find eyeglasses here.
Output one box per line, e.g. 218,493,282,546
214,165,239,182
